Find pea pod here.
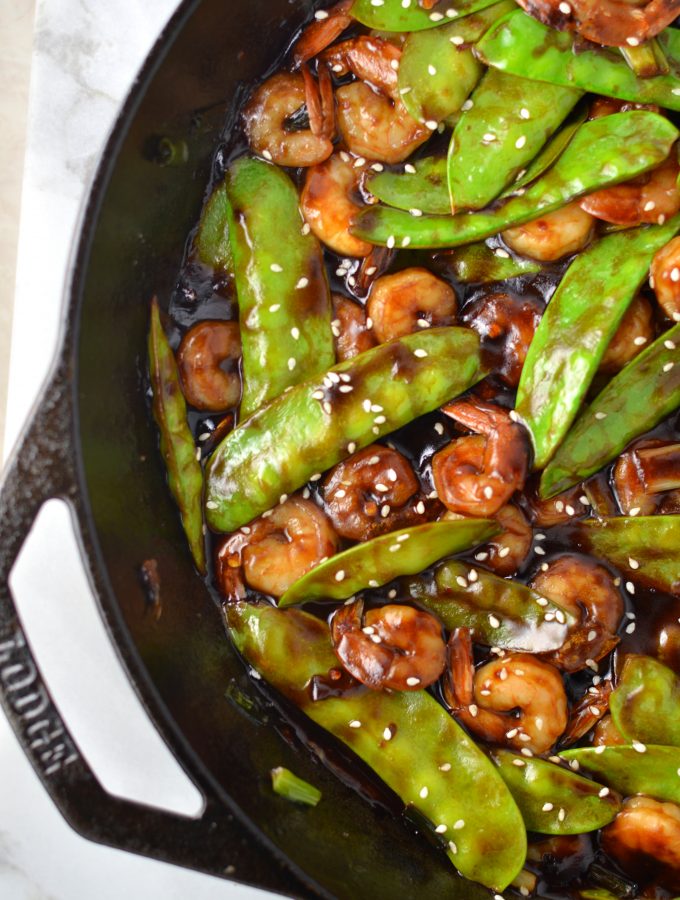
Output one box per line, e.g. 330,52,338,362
148,299,206,573
540,323,680,498
489,750,620,835
610,655,680,747
193,180,233,274
441,242,542,283
353,111,678,248
447,68,581,211
476,9,680,110
206,327,484,533
509,104,587,193
560,745,680,805
350,0,500,33
575,516,680,596
279,520,498,608
225,156,334,419
228,602,527,891
516,216,680,470
405,561,573,651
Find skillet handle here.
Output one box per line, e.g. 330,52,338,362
0,368,301,895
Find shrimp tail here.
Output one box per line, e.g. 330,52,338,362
292,0,355,66
444,628,475,711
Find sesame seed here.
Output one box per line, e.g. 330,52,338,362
536,597,548,607
535,545,546,556
483,132,497,142
586,658,598,672
506,728,519,739
456,576,468,588
262,149,273,161
446,7,458,16
555,500,565,512
542,802,554,812
407,677,420,686
397,533,410,542
291,327,300,341
594,412,607,420
428,64,437,76
335,570,346,582
420,786,429,799
587,629,597,642
628,557,639,569
483,486,494,499
489,614,501,628
512,759,526,767
469,704,478,717
386,235,396,249
626,621,636,634
310,472,322,481
598,786,610,798
461,99,474,111
416,502,426,519
499,667,508,681
349,719,361,728
414,348,428,358
206,500,218,510
498,546,510,558
595,745,606,754
439,762,452,772
468,569,478,583
381,505,391,518
664,362,675,372
435,824,447,834
626,36,640,45
475,551,489,561
626,581,635,594
520,107,531,119
515,135,527,149
389,544,402,553
401,236,411,248
371,163,384,173
566,504,575,516
314,9,329,18
269,303,281,312
404,163,416,174
429,11,444,21
558,808,566,822
665,339,676,350
495,248,511,259
453,819,465,830
409,207,423,217
633,741,647,753
588,705,601,717
450,35,464,45
402,0,411,6
366,317,374,329
425,120,438,130
629,506,640,516
270,263,283,273
449,841,458,854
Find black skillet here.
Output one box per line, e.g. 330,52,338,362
0,1,490,897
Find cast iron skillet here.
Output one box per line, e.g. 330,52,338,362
0,1,489,897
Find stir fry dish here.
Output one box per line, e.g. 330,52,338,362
148,0,680,895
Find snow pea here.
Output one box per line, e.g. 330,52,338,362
560,745,680,805
476,9,680,110
206,327,484,533
442,242,542,283
278,519,497,608
405,561,573,651
148,299,206,573
193,180,233,275
225,156,334,419
509,104,587,192
350,0,500,33
447,69,581,211
575,516,680,597
490,750,620,835
610,655,680,747
368,156,451,215
353,111,678,248
516,216,680,470
228,601,527,891
540,322,680,497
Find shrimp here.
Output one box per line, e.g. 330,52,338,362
433,400,529,518
531,555,623,673
300,63,335,140
602,797,680,892
651,235,680,321
480,504,533,577
525,482,589,527
243,73,333,167
331,599,447,691
613,439,680,515
322,36,402,98
599,295,654,374
444,628,568,755
301,153,373,258
177,320,241,412
215,495,339,600
502,202,595,262
322,445,436,541
292,0,355,66
580,154,680,227
332,294,377,362
560,680,612,747
463,292,544,388
593,714,626,746
366,268,458,343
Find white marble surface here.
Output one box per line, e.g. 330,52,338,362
1,1,273,897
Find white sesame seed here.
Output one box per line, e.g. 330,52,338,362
409,207,423,217
536,597,548,607
314,8,329,18
542,802,554,812
374,415,386,425
520,107,531,120
288,357,297,371
407,677,420,686
595,412,607,420
469,704,478,717
626,581,636,594
665,339,676,350
450,35,464,45
512,759,526,767
416,501,426,519
429,11,444,21
626,621,636,634
506,728,519,739
483,132,497,143
291,327,300,341
386,235,396,249
555,500,565,512
456,576,468,588
404,163,416,174
566,504,575,516
428,64,437,76
629,506,641,516
389,544,401,553
633,741,647,753
366,317,374,329
498,546,510,558
461,99,474,111
515,135,527,150
425,120,438,130
295,277,309,290
371,163,384,172
483,486,494,499
269,303,281,312
435,824,447,834
349,719,361,728
626,35,640,45
381,505,391,518
335,570,346,582
414,348,428,358
475,551,489,561
270,263,283,273
489,614,501,628
206,500,218,510
535,545,546,556
262,149,273,161
558,808,566,822
628,557,639,569
420,786,429,799
449,841,458,855
401,236,411,248
439,762,452,772
397,533,410,542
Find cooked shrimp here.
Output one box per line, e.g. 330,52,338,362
602,797,680,892
525,482,589,527
502,202,595,262
366,268,458,343
593,714,626,746
322,445,435,541
215,496,339,600
301,63,335,140
580,154,680,227
478,504,533,577
322,36,402,98
463,292,544,388
353,246,396,297
331,599,447,691
599,295,654,374
651,236,680,321
658,622,680,672
560,680,612,747
613,439,680,515
301,153,373,258
531,555,623,673
445,628,568,754
332,295,377,362
292,0,355,65
243,73,333,167
177,320,241,412
433,400,529,517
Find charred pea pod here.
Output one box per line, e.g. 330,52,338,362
540,322,680,497
148,299,206,573
610,655,680,747
575,516,680,596
353,112,678,248
442,243,542,283
225,156,334,419
560,745,680,805
228,602,527,891
193,180,233,274
516,216,680,470
447,68,581,211
404,561,573,652
476,9,680,110
206,328,485,533
489,750,621,835
350,0,500,32
278,520,498,608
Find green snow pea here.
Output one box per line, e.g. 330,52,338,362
610,655,680,747
405,561,573,651
447,68,581,211
148,299,206,573
206,327,484,533
442,242,542,283
560,745,680,805
193,180,233,274
271,767,321,807
509,104,587,192
397,2,513,125
516,216,680,470
476,10,680,110
353,111,678,248
350,0,499,32
490,750,620,835
575,516,680,597
541,323,680,497
228,601,527,891
225,157,334,419
620,38,670,79
279,519,497,608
